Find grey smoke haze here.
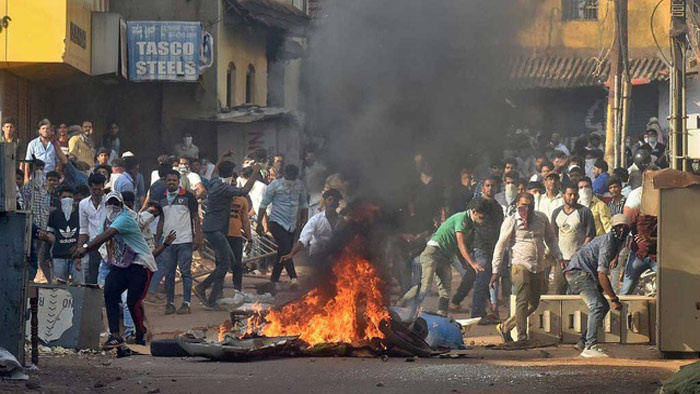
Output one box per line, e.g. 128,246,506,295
305,0,521,208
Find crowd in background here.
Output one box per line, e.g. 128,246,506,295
393,118,662,358
1,115,662,357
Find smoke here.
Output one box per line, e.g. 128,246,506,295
305,0,521,209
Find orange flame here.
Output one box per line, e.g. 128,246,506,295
218,320,232,342
248,246,390,346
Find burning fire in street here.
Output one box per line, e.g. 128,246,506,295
218,320,233,342
247,244,390,346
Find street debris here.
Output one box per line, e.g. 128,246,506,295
176,336,302,361
25,380,41,390
216,291,275,307
486,340,557,351
0,347,28,381
657,361,700,394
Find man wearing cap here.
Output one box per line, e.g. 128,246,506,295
563,214,629,358
74,191,163,352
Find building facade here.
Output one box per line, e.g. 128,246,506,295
504,0,671,142
0,0,308,169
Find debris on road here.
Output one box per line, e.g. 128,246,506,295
657,361,700,394
487,340,557,351
0,347,28,381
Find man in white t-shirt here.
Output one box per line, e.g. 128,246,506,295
550,184,596,294
158,170,203,315
239,166,268,217
178,156,206,199
151,155,171,186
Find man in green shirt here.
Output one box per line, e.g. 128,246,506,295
0,117,23,160
400,200,490,316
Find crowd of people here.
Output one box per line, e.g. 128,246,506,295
4,114,662,358
6,117,336,356
395,122,662,358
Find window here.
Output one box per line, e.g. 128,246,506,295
226,62,236,108
562,0,598,21
245,65,256,104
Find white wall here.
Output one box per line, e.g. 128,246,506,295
658,75,700,158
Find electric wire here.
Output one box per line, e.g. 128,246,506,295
652,0,672,66
593,0,614,77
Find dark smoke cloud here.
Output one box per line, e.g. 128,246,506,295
305,0,522,209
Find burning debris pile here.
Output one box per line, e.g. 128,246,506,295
168,239,463,361
246,244,390,346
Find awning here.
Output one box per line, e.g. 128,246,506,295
506,55,669,89
225,0,310,34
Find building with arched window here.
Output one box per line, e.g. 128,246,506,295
226,62,237,108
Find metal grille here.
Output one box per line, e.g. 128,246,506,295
198,203,278,265
562,0,599,21
671,0,687,17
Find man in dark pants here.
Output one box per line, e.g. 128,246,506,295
77,173,107,284
551,184,596,294
227,195,252,291
564,214,628,358
257,165,309,292
451,177,503,321
194,155,260,310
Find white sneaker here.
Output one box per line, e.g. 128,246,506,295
289,278,299,291
580,345,609,358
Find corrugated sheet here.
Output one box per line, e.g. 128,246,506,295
507,55,669,89
225,0,309,32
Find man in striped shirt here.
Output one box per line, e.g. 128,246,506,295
606,176,626,215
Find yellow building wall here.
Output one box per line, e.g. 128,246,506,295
516,0,670,52
216,21,268,108
1,0,91,74
5,0,67,62
64,0,92,74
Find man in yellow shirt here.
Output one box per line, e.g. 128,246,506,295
578,177,611,236
68,121,96,167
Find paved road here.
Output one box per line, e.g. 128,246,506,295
2,346,681,394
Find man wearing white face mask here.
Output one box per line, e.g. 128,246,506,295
173,132,199,159
74,191,162,353
46,185,82,284
177,156,206,199
578,177,612,236
495,171,519,217
640,129,667,167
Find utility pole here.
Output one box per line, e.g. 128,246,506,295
604,0,630,168
670,0,688,171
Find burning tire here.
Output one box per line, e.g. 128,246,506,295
150,339,190,357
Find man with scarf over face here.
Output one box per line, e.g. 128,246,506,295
563,214,629,358
491,193,563,343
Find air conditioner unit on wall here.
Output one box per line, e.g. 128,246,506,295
687,113,700,159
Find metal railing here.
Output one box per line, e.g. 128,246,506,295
194,202,278,280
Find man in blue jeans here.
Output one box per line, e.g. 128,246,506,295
620,212,657,295
564,214,629,358
451,177,503,320
158,170,203,315
194,156,261,310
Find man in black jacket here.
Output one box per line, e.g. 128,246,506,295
194,154,261,309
